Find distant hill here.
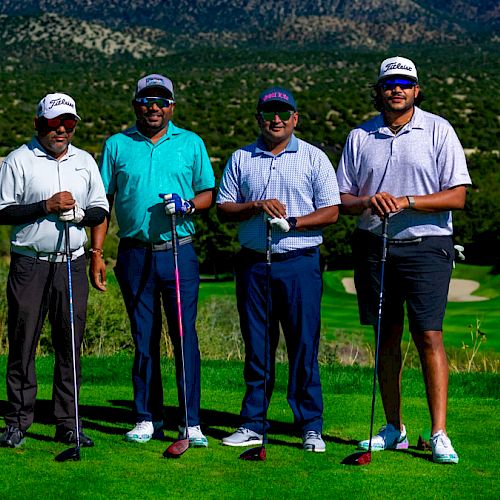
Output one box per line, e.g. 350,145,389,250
0,0,498,54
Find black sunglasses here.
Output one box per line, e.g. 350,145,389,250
259,110,294,122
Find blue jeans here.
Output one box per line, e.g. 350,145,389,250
235,247,324,434
115,241,201,426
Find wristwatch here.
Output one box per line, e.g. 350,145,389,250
187,199,196,214
407,196,415,209
287,217,297,230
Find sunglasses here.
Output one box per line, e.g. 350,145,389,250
39,117,78,131
379,79,416,91
259,110,294,122
135,97,175,108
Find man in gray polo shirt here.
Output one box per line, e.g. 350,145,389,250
337,57,471,464
0,93,108,449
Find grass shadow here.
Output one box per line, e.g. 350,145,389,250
0,398,359,449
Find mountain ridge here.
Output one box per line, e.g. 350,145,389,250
0,0,498,55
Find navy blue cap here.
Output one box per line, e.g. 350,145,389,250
257,86,297,111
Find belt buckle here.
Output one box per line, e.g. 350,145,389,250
151,242,171,252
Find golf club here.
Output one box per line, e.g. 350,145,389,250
342,214,389,466
239,219,272,462
55,222,81,462
163,213,190,458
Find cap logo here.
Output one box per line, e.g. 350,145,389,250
47,97,75,110
145,77,164,87
384,62,413,73
262,91,289,102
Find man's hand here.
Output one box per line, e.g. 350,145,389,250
59,203,85,223
369,192,403,218
269,217,291,232
89,250,107,292
254,199,287,219
160,193,194,215
45,191,76,213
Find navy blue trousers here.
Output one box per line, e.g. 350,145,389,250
115,242,201,426
235,247,324,434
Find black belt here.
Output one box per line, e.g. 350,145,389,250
239,246,318,262
388,237,423,245
120,236,193,251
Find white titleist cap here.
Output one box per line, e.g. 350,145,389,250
36,93,81,120
378,56,418,83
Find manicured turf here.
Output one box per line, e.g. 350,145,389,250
200,264,500,353
1,356,498,499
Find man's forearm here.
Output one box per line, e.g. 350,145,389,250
293,205,340,230
216,201,260,222
339,193,371,215
90,219,109,250
0,201,48,225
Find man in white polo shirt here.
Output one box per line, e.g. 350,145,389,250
337,57,471,464
0,93,108,449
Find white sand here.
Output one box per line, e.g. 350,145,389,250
341,278,488,302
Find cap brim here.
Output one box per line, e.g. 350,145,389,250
42,109,81,120
378,75,418,84
136,86,173,98
257,100,297,111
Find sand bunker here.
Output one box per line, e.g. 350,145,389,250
341,278,488,302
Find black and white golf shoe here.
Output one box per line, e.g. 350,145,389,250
0,425,25,448
55,428,94,447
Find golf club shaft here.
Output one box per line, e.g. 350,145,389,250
64,222,80,449
368,215,389,452
263,220,272,445
171,213,189,438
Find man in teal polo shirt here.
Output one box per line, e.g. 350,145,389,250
90,74,215,446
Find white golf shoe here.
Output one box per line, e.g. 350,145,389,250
222,427,263,447
303,430,326,453
357,423,409,451
431,430,459,464
178,425,208,447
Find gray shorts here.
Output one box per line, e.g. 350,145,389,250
352,229,454,333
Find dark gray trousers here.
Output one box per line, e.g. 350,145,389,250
4,253,88,432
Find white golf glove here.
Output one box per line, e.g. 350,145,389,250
269,217,291,232
59,203,85,223
454,245,465,261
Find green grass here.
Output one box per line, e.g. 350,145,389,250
200,264,500,354
1,356,498,499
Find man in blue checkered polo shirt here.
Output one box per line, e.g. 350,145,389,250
217,86,341,453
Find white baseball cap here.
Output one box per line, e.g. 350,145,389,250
378,56,418,83
36,93,81,120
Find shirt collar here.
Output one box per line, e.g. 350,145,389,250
377,106,425,135
255,133,299,156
